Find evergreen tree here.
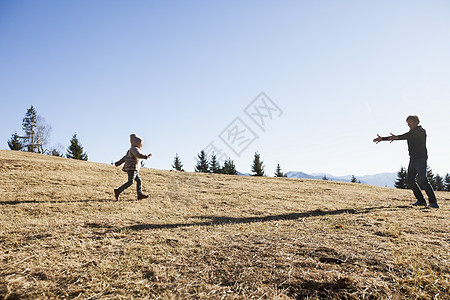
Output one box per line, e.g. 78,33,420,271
195,150,209,173
251,152,265,176
394,166,408,189
209,153,221,174
426,166,436,190
7,132,23,151
351,175,357,183
444,173,450,192
274,163,285,177
322,175,328,181
221,158,237,175
66,133,88,160
20,106,51,154
22,106,38,152
172,153,184,171
434,174,445,191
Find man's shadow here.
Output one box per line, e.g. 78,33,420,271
122,205,411,231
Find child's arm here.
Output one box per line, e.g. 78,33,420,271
131,147,150,159
115,156,126,166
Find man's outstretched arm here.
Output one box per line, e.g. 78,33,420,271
373,133,398,144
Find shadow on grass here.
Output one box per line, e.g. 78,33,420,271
0,198,133,205
123,205,411,231
279,277,357,299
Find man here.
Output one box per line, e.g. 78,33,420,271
373,115,439,208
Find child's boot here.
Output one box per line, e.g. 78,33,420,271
138,193,149,200
114,189,121,200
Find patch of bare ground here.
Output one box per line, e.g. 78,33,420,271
0,150,449,299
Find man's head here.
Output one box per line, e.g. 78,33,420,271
406,115,420,130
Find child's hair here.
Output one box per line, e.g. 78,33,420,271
406,115,420,124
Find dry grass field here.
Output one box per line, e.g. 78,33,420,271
0,149,449,299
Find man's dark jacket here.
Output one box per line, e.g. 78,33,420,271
386,126,428,159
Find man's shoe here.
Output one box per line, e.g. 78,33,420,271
411,201,427,206
114,189,121,200
429,203,440,209
137,194,149,200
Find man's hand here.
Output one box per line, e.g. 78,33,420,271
147,154,152,159
373,134,383,144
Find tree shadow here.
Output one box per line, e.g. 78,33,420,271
123,205,411,231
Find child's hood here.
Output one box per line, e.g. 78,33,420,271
130,134,143,147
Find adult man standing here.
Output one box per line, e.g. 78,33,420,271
373,115,439,208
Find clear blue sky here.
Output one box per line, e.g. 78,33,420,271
1,0,449,176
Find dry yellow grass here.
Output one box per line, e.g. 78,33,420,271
0,149,449,299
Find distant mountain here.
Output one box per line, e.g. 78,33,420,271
237,171,250,176
357,173,398,188
285,171,397,188
235,170,397,188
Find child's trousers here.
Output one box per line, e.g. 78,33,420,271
118,171,142,195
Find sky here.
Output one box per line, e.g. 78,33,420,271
1,0,450,177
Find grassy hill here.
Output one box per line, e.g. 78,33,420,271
0,149,449,299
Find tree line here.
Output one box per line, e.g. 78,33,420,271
173,150,288,177
10,107,447,188
7,106,286,176
7,106,88,160
395,166,450,192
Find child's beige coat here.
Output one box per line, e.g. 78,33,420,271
115,134,148,171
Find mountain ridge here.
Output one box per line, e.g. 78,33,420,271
236,170,397,188
285,171,397,188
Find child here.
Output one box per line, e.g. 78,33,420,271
114,134,152,200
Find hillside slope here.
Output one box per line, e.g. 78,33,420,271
0,150,449,299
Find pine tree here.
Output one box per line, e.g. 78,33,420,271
209,153,221,174
322,175,328,181
66,133,88,160
7,132,23,151
426,166,436,190
195,150,209,173
221,158,237,175
251,152,265,176
434,174,444,191
351,175,357,183
172,153,184,171
274,163,285,177
22,106,38,152
394,166,408,189
444,173,450,192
